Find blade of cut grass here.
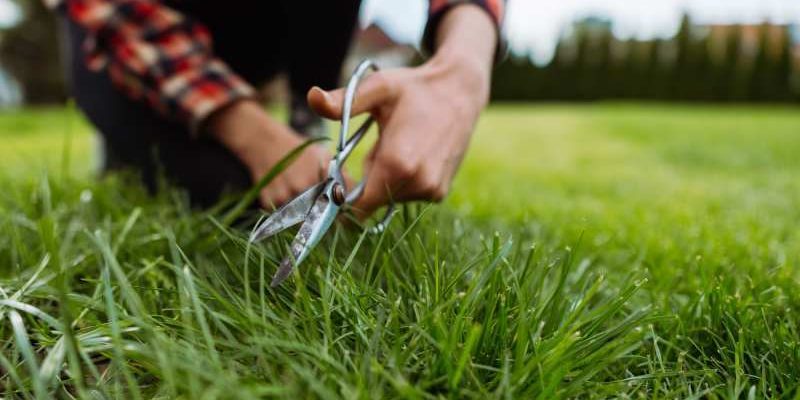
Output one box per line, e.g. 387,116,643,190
100,266,143,400
0,349,32,399
9,310,49,400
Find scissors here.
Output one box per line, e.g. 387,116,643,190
249,59,395,287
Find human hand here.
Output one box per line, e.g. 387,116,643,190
208,100,332,208
307,5,497,218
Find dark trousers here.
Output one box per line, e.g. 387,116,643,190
63,1,361,207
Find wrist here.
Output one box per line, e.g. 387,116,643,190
427,4,496,108
433,4,496,64
208,100,257,144
425,50,492,111
207,100,278,163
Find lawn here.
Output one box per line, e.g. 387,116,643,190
0,104,799,398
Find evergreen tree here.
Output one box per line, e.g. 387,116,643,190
593,26,614,98
704,31,722,101
777,27,800,101
627,40,655,99
749,23,773,101
548,33,577,101
488,16,791,102
694,29,715,100
573,28,591,100
646,39,670,99
672,14,692,99
619,40,637,99
491,56,545,101
726,25,752,101
716,26,741,101
774,27,794,102
606,39,628,99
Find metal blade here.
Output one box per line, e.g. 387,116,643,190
249,182,326,243
270,191,340,287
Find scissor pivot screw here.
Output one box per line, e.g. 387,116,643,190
331,183,346,206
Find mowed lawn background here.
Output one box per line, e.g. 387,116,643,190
1,104,799,398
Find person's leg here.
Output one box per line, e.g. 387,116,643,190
62,1,361,206
285,0,362,137
63,17,252,207
166,0,289,85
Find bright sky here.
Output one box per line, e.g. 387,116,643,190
1,0,798,62
0,0,19,29
362,0,800,63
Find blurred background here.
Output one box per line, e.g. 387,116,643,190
1,0,800,106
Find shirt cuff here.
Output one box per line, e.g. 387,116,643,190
422,0,507,63
162,59,257,136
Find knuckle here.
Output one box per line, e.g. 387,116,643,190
429,185,448,202
380,155,416,181
415,166,436,186
414,168,448,202
420,178,443,200
371,71,393,93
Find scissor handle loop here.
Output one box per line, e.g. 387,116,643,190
335,60,395,233
337,59,377,154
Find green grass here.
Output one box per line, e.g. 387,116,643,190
0,104,799,398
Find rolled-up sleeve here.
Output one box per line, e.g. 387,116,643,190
65,0,255,134
423,0,506,60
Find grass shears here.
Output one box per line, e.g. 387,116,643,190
249,60,395,287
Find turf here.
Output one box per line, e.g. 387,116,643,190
0,104,799,398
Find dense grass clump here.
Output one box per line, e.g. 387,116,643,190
0,175,651,398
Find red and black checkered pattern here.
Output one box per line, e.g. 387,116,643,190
51,0,504,133
63,0,254,133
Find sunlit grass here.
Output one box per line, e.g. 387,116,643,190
0,104,799,398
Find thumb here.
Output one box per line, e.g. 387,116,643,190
307,72,398,120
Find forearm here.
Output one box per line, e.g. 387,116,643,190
64,0,254,132
433,5,497,74
428,4,498,108
207,100,292,167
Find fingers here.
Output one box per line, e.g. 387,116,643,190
257,144,331,210
307,71,399,120
349,151,449,219
260,184,291,211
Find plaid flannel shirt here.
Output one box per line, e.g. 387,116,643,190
50,0,504,134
